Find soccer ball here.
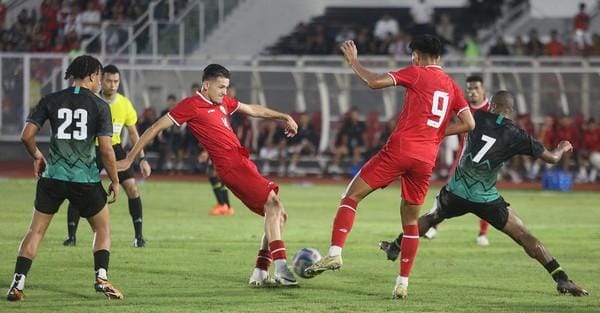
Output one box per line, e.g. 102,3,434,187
292,248,322,279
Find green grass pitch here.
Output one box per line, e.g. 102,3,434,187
0,178,598,312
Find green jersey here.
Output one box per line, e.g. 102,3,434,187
27,86,112,183
447,110,545,203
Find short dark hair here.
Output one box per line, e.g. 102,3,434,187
202,64,230,82
466,75,483,84
167,94,176,100
491,90,514,112
103,64,120,75
409,34,442,57
64,55,103,80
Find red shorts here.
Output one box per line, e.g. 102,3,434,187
359,149,434,205
218,153,279,216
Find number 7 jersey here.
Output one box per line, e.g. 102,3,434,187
27,86,113,183
387,65,469,165
447,110,545,203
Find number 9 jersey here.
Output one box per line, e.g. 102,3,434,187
26,86,113,183
387,65,469,165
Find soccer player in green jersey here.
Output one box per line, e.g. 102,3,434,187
6,55,123,301
379,90,588,296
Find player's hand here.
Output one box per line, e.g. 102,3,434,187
283,115,298,138
340,40,358,65
198,150,209,163
107,182,120,204
139,159,152,178
557,141,573,152
116,156,132,172
33,156,46,178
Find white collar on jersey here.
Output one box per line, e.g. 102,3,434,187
425,65,442,69
196,91,215,105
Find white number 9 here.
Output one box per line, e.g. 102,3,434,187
427,90,449,129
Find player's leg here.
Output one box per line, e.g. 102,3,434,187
86,205,123,299
121,177,145,247
305,174,376,276
263,190,298,286
7,210,54,301
8,178,63,301
249,234,277,287
500,207,588,296
476,219,490,246
63,203,80,246
207,165,233,216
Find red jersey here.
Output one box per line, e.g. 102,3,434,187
167,92,241,173
387,65,469,164
574,12,589,30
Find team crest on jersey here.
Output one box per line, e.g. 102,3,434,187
219,105,227,115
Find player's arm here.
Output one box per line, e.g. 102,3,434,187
444,108,475,136
20,122,45,177
540,141,572,164
237,102,298,137
98,135,119,202
119,115,174,170
340,40,394,89
126,124,151,177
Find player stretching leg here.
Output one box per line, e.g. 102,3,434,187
117,64,300,287
379,91,588,296
304,35,475,299
7,56,122,301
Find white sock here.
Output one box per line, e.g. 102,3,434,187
273,259,287,272
96,268,108,280
328,246,342,257
11,274,26,290
396,275,409,287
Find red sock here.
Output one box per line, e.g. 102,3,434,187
331,197,358,248
268,240,287,261
479,219,489,236
399,224,420,277
255,249,272,271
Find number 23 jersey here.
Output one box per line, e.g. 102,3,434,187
387,65,469,165
27,86,113,183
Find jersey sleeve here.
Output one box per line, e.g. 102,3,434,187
124,98,138,126
511,127,545,159
167,99,195,126
222,96,240,115
452,82,469,115
96,100,113,137
26,96,50,128
387,65,420,88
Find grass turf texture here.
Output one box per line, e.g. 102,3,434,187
0,178,598,312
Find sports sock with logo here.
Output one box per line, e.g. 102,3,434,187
398,224,420,286
129,197,143,238
330,197,357,254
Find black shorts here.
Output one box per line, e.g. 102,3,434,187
35,177,107,218
96,144,134,182
433,186,510,230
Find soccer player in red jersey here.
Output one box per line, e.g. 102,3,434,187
305,35,475,299
423,75,492,245
117,64,300,287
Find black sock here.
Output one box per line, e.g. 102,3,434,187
544,259,569,282
129,197,143,238
394,233,403,247
14,256,32,276
219,187,230,207
94,250,110,272
209,176,225,205
67,205,80,239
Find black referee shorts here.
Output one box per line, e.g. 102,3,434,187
434,186,510,230
96,144,135,182
34,177,107,218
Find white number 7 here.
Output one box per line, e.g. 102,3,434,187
473,135,496,163
427,91,449,128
